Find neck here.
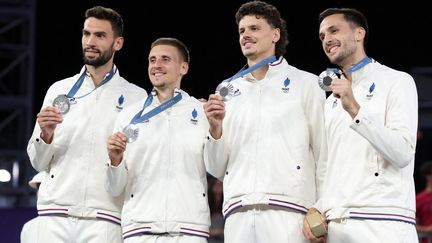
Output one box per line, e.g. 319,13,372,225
155,87,177,103
86,61,113,86
338,53,368,82
339,50,367,72
250,65,269,81
247,55,273,81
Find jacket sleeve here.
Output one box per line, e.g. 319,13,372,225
204,133,229,180
350,72,418,168
105,158,128,197
27,130,55,172
26,86,57,172
304,78,327,199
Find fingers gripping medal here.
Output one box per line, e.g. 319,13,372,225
52,95,71,115
318,69,338,92
122,124,139,143
216,82,235,101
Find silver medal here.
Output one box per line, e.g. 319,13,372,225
122,124,139,143
53,95,71,115
318,70,338,92
216,82,235,101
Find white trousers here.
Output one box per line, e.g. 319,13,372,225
124,234,207,243
224,205,308,243
35,216,122,243
328,218,419,243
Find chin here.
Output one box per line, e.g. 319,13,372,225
327,54,337,63
243,51,255,58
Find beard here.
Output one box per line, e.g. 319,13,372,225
329,42,357,66
82,45,115,67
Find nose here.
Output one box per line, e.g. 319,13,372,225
242,29,252,39
323,34,334,44
85,34,97,46
152,58,163,67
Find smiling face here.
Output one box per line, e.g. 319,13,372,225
319,13,365,69
81,17,123,68
147,44,188,91
238,15,280,61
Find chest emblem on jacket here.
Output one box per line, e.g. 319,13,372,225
281,78,290,93
190,108,198,125
116,94,124,111
366,82,375,100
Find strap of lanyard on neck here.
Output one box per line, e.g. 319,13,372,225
129,89,182,125
222,55,277,83
66,65,117,99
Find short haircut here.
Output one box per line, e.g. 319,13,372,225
235,0,288,57
85,6,124,37
150,37,190,64
318,8,369,46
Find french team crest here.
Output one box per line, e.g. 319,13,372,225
190,108,198,125
366,82,375,99
281,78,290,93
116,94,124,111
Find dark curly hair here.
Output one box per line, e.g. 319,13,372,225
235,0,288,58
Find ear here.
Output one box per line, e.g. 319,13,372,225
113,36,124,51
180,62,189,76
355,27,366,42
273,28,281,43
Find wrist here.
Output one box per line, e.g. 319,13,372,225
40,131,53,144
110,157,122,167
210,127,222,139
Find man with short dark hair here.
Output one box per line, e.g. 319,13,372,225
27,6,146,242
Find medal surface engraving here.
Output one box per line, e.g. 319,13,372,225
53,95,71,115
318,70,338,92
122,124,139,143
216,82,235,101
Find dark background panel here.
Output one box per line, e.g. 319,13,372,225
34,0,432,108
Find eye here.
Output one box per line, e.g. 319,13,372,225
95,33,106,38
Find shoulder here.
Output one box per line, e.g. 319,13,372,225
116,77,148,97
374,63,414,83
117,100,145,120
48,73,81,90
283,63,319,86
183,95,205,109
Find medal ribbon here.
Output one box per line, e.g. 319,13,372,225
328,56,372,75
129,90,182,125
64,65,117,100
219,55,277,85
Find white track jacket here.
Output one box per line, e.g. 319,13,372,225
27,66,147,224
319,60,418,224
205,57,326,218
105,90,211,239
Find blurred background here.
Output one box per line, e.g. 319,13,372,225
1,0,431,242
